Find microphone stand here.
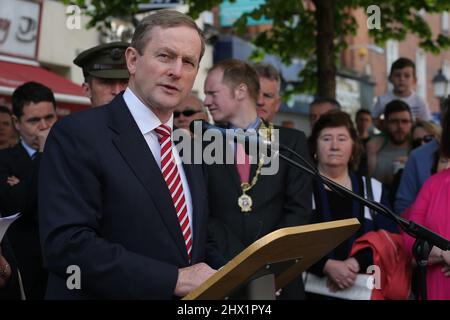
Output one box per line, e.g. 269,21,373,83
274,143,450,300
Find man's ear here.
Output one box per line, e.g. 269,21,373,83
234,83,248,101
12,115,20,132
82,82,91,98
125,47,138,75
275,95,281,112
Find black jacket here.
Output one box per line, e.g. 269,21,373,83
0,143,47,300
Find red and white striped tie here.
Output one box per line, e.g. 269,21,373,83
155,124,192,260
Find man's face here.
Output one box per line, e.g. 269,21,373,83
309,102,335,129
126,26,202,117
390,66,416,97
356,113,372,133
173,95,207,130
0,112,14,145
385,111,412,145
204,68,239,124
83,77,128,107
256,77,280,122
13,101,57,150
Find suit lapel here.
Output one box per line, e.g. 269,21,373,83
107,96,189,262
225,139,242,191
12,143,32,176
180,161,203,262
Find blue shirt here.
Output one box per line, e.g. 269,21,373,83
20,139,37,158
394,139,439,214
230,117,261,154
230,117,261,131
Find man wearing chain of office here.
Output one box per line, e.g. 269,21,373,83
201,59,312,299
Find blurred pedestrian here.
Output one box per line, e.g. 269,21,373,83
0,82,57,299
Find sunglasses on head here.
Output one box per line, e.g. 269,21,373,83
173,110,201,118
412,134,434,149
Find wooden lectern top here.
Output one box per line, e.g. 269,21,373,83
183,218,360,300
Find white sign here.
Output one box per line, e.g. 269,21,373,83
336,75,361,115
0,0,41,59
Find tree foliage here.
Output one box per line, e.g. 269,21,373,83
188,0,450,95
61,0,450,96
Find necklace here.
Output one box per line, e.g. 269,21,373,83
238,121,273,213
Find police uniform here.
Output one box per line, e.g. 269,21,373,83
73,42,129,79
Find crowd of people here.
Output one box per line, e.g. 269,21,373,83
0,9,449,300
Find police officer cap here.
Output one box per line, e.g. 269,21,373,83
74,42,129,79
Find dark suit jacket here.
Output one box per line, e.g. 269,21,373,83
203,124,313,298
0,143,47,299
39,94,209,299
0,236,21,300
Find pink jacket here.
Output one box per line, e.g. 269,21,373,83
402,169,450,300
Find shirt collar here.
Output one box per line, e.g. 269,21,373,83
20,139,37,158
230,117,261,131
123,87,173,134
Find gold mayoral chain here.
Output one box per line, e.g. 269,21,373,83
238,121,274,213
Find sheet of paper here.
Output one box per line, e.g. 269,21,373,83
303,272,373,300
0,213,21,242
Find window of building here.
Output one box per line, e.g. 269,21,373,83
385,40,398,91
442,12,449,33
415,49,427,99
443,60,450,81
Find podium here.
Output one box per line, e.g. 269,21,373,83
183,218,360,300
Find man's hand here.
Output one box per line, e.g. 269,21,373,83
0,245,12,288
323,258,359,291
37,128,51,152
6,175,20,186
174,262,216,297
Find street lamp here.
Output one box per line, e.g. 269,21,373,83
432,69,449,114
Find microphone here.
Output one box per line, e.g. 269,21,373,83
189,119,318,173
189,120,272,148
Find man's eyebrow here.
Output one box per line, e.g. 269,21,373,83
159,47,197,63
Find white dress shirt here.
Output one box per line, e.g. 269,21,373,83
123,88,194,235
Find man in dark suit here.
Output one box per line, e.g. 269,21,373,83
0,82,57,299
39,10,215,299
203,59,312,299
253,63,282,124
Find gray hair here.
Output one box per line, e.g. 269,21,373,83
131,10,205,64
253,63,281,94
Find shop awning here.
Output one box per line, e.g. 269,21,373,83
0,60,90,115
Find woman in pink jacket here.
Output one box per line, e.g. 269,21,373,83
403,100,450,300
